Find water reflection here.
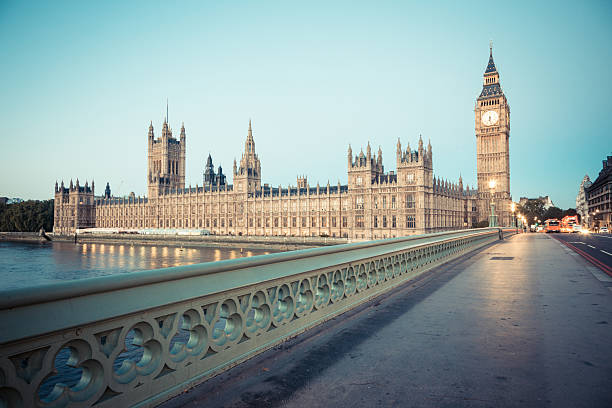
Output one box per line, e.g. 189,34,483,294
0,241,278,291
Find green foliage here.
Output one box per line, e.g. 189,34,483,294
543,206,563,221
0,200,54,232
472,220,489,228
516,199,545,225
562,208,578,220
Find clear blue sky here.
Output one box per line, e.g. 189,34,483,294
1,0,611,209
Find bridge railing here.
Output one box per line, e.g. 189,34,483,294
0,228,502,408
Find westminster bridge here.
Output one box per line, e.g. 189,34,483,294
1,229,612,408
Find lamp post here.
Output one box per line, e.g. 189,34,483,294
510,202,516,229
488,179,497,227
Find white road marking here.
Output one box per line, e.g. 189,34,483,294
569,242,585,244
587,245,596,249
601,250,612,256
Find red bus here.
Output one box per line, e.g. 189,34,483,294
561,215,579,233
545,219,561,233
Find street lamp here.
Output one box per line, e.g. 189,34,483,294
510,202,516,228
488,179,497,227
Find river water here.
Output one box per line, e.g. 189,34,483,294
0,240,275,291
1,240,278,400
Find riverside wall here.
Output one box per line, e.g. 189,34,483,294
48,232,348,250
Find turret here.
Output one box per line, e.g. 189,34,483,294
418,135,424,158
377,146,383,166
366,142,372,163
396,138,402,162
347,145,352,167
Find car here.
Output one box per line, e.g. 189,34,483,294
600,227,609,233
572,224,582,233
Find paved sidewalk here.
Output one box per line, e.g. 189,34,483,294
161,234,612,408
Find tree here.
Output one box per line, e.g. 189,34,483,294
543,206,563,221
516,199,545,225
0,200,54,232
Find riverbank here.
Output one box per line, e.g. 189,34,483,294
0,232,51,244
31,232,348,250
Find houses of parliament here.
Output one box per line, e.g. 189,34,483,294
53,48,512,238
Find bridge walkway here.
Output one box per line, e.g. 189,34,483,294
160,233,612,408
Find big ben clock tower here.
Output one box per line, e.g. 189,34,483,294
475,45,511,226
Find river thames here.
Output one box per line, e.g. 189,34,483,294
1,240,278,398
0,240,275,290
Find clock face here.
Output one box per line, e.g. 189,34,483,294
481,110,499,126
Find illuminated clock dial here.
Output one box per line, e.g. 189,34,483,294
481,110,499,126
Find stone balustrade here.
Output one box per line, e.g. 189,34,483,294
0,228,505,407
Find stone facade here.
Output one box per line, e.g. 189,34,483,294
475,46,512,226
586,156,612,230
53,179,95,235
575,175,592,226
53,48,511,238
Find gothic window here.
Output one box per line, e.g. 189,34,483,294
292,217,297,227
321,217,326,227
383,216,387,228
331,217,336,227
392,216,397,228
302,217,306,227
382,196,387,209
356,196,364,209
311,217,316,227
374,216,378,228
391,195,396,209
283,217,288,227
356,176,363,185
405,193,415,208
342,216,348,228
406,215,415,228
355,215,364,228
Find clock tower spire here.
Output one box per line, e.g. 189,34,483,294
475,44,511,226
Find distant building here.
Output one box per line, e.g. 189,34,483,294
0,198,24,205
576,175,592,226
586,156,612,230
203,154,226,189
519,196,555,210
54,47,513,237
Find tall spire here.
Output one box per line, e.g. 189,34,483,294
247,119,253,141
166,98,169,125
485,42,497,74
